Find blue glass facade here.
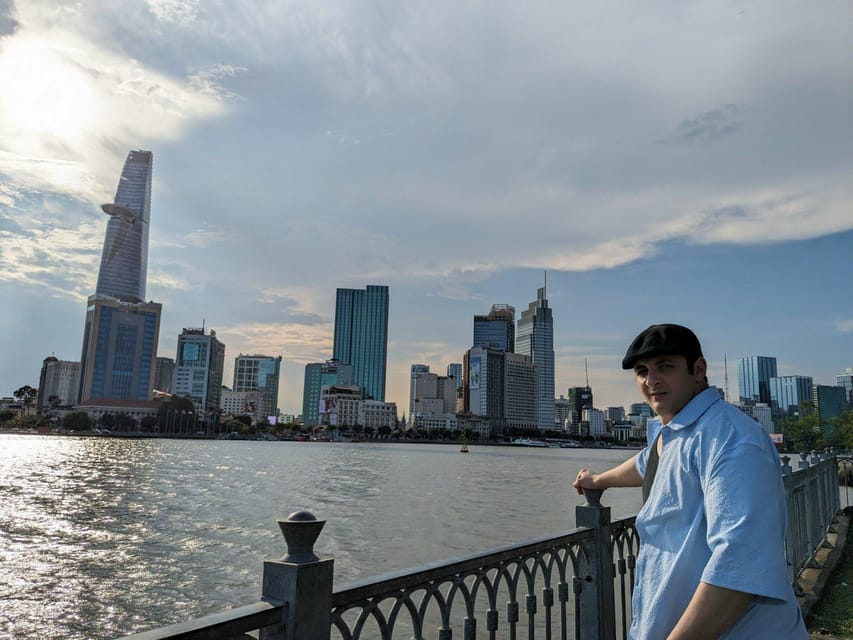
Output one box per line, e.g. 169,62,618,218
81,298,161,401
96,150,153,303
333,285,389,401
737,355,777,405
769,375,813,419
516,287,554,430
473,304,515,352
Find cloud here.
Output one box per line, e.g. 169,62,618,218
836,320,853,334
146,0,199,24
662,105,746,145
0,0,18,36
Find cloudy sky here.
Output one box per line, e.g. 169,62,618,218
0,0,850,415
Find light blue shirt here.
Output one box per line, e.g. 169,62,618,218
631,388,808,639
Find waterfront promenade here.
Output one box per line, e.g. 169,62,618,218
1,435,847,639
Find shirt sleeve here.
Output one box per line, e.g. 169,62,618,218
700,442,791,601
635,445,649,478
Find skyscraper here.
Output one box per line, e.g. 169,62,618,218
96,150,153,303
769,375,813,420
303,360,354,427
172,328,226,413
738,356,777,406
446,363,463,391
37,357,80,410
78,150,161,403
233,355,282,419
516,285,554,430
473,304,515,352
409,364,430,421
333,285,389,401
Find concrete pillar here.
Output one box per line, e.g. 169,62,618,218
259,511,334,640
576,489,616,640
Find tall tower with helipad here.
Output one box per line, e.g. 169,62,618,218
78,151,162,404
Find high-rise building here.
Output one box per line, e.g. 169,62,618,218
446,363,463,391
78,150,161,403
154,357,175,393
172,328,225,413
37,357,80,411
630,402,654,417
409,364,430,421
813,385,849,426
738,356,777,406
464,346,508,436
233,355,282,419
583,407,606,437
567,386,593,433
473,304,515,352
516,286,554,430
769,375,813,420
78,298,162,402
96,150,153,303
412,373,456,418
836,367,853,405
333,285,389,401
504,352,538,432
303,360,354,427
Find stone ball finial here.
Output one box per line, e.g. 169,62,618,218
277,511,326,563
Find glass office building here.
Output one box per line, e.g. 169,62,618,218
173,328,226,412
516,287,554,430
78,298,162,402
78,150,161,402
738,355,777,405
473,304,515,352
96,150,153,303
769,375,813,419
333,285,389,401
233,355,283,419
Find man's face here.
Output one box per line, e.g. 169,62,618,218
633,354,707,424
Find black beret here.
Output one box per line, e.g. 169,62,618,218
622,324,703,370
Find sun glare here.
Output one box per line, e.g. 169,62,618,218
0,34,97,144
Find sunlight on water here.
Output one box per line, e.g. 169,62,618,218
0,435,643,639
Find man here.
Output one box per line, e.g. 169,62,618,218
573,324,808,639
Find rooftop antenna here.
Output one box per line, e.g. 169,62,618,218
724,353,730,401
202,318,206,333
585,357,590,388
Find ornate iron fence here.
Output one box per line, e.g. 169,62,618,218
119,452,841,640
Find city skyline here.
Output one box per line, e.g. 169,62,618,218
0,1,851,414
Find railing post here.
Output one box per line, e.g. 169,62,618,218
798,452,810,470
259,511,334,640
576,489,616,640
780,455,792,476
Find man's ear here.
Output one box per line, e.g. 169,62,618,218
693,356,708,380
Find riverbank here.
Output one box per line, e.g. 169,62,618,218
807,508,853,639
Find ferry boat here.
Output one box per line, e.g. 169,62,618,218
511,438,548,448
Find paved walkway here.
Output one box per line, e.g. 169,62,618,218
802,509,852,640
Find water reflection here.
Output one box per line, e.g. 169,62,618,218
0,435,642,639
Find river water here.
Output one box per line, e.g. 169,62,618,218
0,435,643,639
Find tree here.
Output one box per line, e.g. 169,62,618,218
0,410,15,424
48,395,62,410
13,385,37,408
113,412,136,431
140,416,158,432
99,413,115,428
63,411,92,431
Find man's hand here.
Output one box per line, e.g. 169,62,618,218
572,455,643,495
572,468,600,495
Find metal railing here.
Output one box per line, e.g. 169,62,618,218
119,453,841,640
780,451,843,587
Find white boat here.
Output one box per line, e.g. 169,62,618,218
511,438,548,448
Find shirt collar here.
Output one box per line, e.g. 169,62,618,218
652,387,722,432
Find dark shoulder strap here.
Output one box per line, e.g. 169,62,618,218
642,434,662,504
